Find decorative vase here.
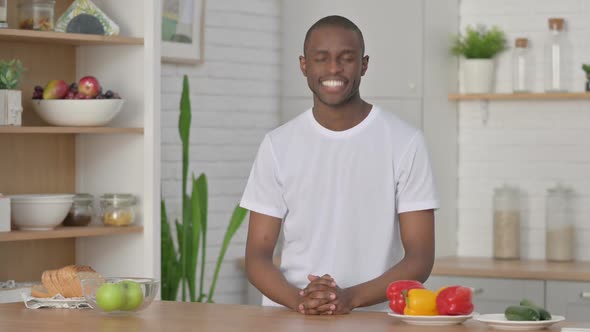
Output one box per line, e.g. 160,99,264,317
0,90,23,126
463,59,495,94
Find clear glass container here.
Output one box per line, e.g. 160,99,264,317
63,193,94,226
0,0,8,28
100,194,136,227
17,0,55,31
512,38,531,93
493,185,521,260
545,184,575,261
544,18,567,92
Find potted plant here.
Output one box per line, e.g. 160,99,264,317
582,64,590,92
0,59,24,126
161,75,247,302
452,25,508,93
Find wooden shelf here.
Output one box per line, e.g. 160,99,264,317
0,126,144,134
448,92,590,101
0,225,143,242
0,29,143,46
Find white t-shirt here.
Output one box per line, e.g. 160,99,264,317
240,105,439,311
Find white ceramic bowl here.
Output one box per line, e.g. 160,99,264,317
32,99,125,126
9,194,74,230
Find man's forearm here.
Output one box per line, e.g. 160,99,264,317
346,254,434,309
246,254,300,310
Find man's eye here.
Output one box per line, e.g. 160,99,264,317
314,58,327,62
342,57,355,62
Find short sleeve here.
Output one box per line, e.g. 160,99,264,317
395,132,440,213
240,135,288,219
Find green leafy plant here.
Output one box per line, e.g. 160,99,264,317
582,64,590,74
0,60,24,90
451,25,508,59
161,75,247,302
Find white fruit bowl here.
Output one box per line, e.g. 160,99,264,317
32,99,125,126
81,277,159,315
9,194,74,230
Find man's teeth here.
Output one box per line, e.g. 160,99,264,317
322,80,344,87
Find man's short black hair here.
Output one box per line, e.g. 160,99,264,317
303,15,365,55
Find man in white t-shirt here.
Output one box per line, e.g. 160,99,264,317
240,15,439,315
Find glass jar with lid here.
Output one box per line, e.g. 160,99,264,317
512,38,531,93
100,193,136,227
544,18,568,92
63,193,94,226
493,185,521,260
17,0,56,31
545,184,575,261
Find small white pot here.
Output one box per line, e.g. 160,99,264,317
0,90,23,126
462,59,495,94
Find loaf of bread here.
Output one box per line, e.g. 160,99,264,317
32,265,102,298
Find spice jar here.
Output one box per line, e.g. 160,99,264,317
493,185,521,260
100,193,136,226
545,184,575,261
17,0,55,31
63,193,94,226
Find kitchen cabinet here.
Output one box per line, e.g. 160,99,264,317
430,257,590,322
546,281,590,322
0,0,160,285
424,276,544,314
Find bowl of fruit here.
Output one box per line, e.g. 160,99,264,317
81,277,159,315
32,76,125,127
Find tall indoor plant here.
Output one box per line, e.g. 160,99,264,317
452,25,507,93
0,59,24,126
161,75,247,302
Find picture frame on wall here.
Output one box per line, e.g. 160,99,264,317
162,0,204,65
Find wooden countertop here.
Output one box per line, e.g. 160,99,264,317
0,301,577,332
432,257,590,282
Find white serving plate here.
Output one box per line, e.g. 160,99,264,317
387,312,474,326
473,313,565,331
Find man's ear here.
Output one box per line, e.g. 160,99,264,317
361,55,369,76
299,55,308,77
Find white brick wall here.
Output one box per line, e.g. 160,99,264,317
160,0,281,304
457,0,590,260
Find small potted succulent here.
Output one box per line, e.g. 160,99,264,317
0,59,24,126
582,64,590,92
452,25,508,93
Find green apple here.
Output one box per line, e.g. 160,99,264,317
120,280,144,311
96,283,125,312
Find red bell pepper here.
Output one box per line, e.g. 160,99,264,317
386,280,425,314
435,285,474,315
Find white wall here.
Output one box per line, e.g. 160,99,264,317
457,0,590,260
160,0,281,304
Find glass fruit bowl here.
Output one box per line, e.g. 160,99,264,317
81,277,159,315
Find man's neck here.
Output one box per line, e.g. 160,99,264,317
312,99,372,131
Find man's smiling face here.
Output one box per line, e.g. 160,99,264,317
300,25,369,108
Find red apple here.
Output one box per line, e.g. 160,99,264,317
77,76,101,98
42,79,69,99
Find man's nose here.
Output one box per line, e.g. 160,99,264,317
327,59,343,74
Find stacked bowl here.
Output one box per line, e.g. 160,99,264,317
9,194,74,230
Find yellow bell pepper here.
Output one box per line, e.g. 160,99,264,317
403,289,439,316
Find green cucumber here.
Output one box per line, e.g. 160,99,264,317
519,299,552,321
505,305,541,321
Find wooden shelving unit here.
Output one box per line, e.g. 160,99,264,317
449,92,590,101
0,29,143,46
0,226,143,242
0,126,144,134
0,0,158,283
